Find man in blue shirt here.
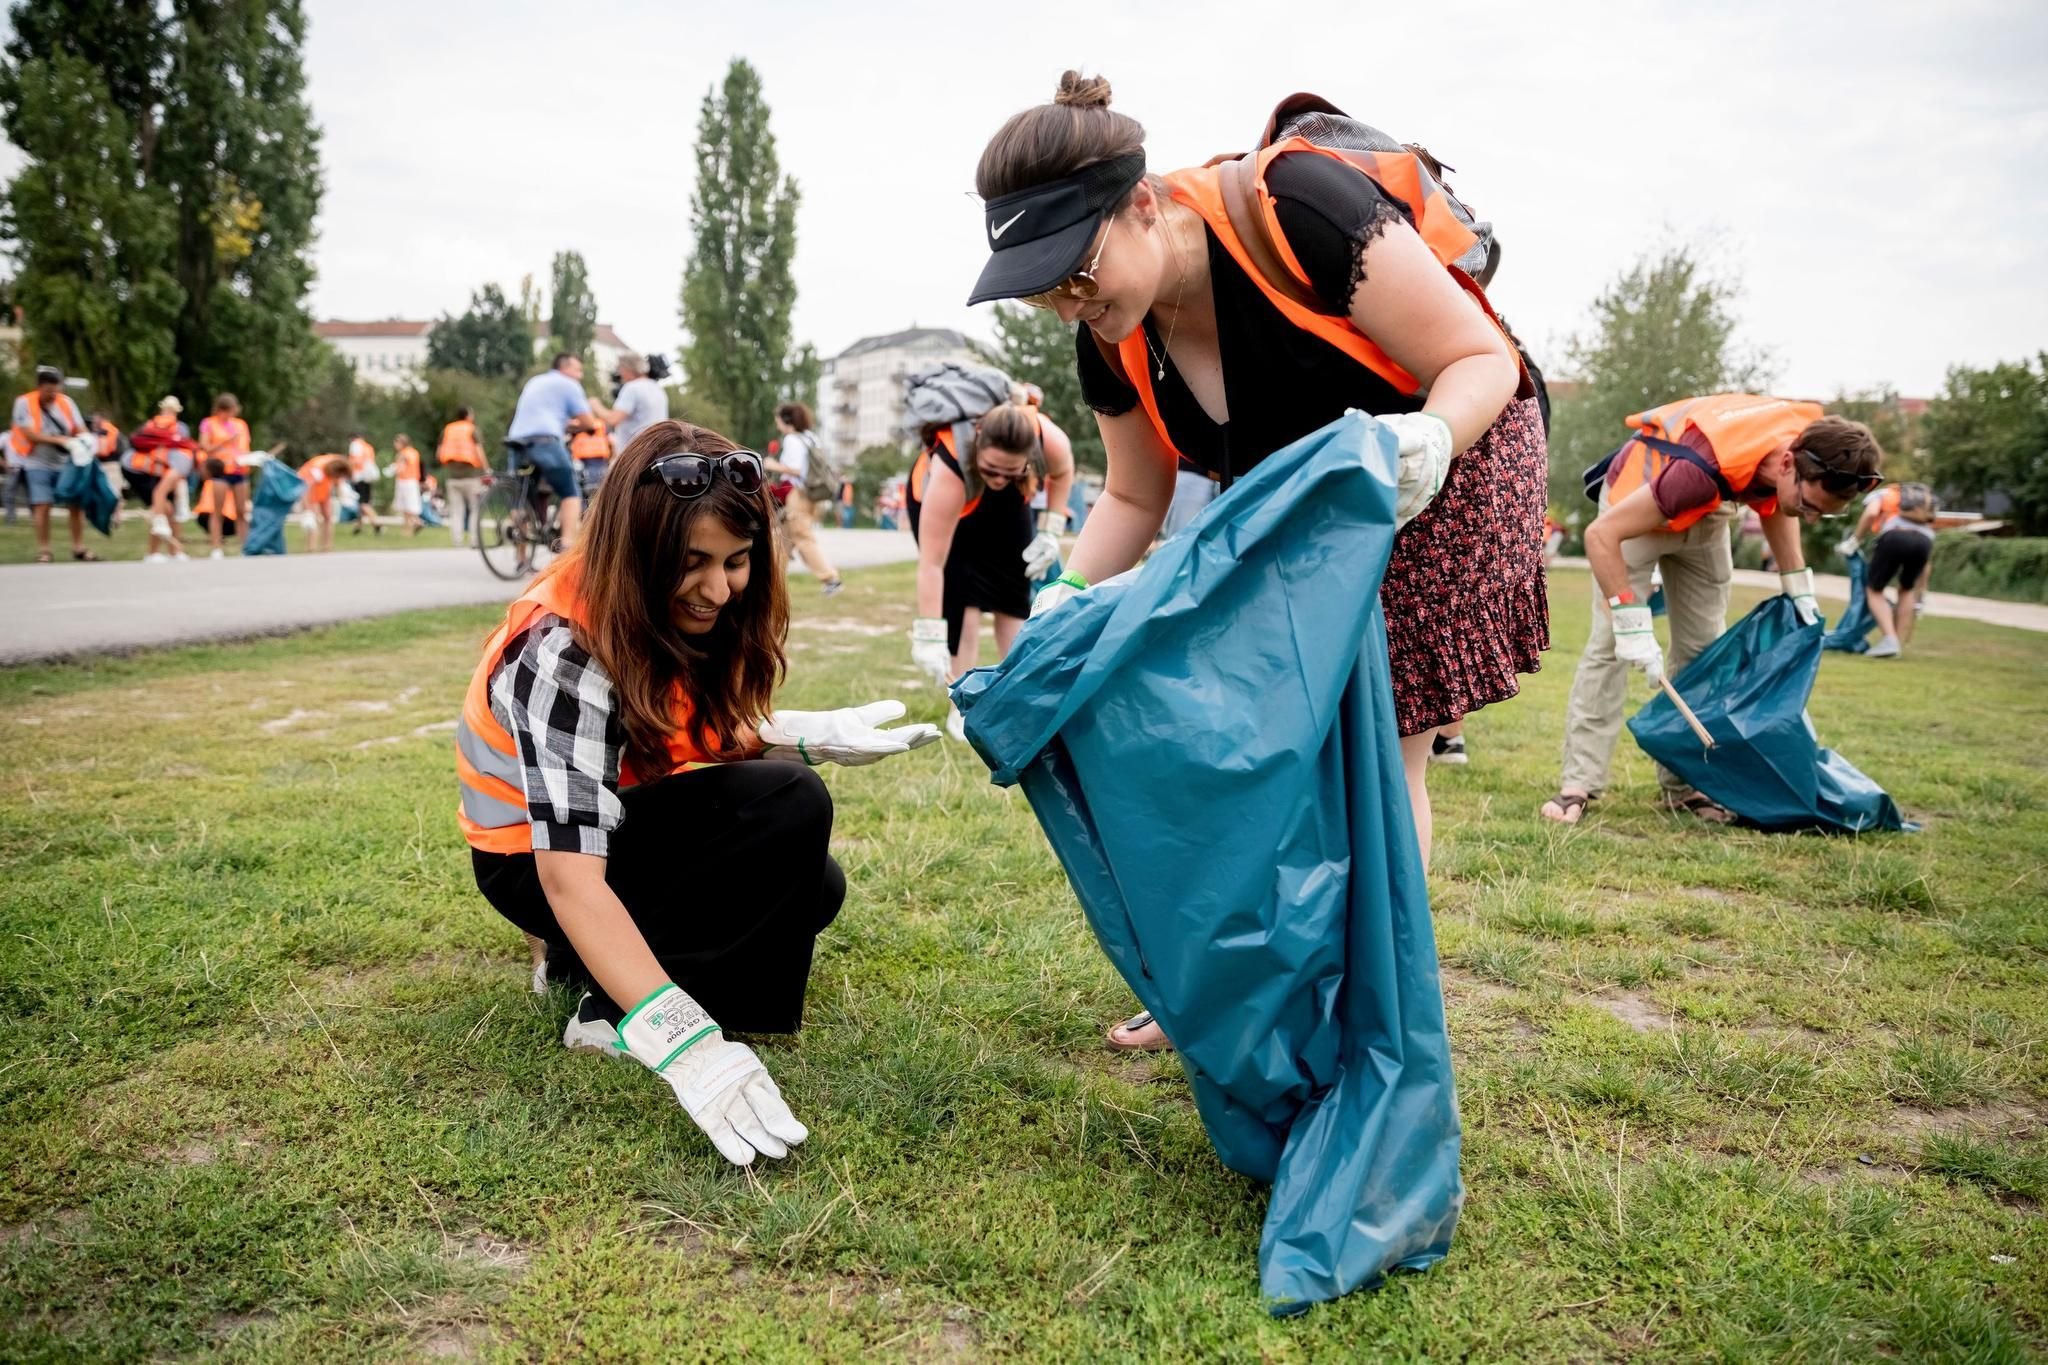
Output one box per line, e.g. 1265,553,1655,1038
506,353,599,546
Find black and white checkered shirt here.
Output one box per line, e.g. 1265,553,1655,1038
488,615,623,856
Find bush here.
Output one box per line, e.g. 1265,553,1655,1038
1927,534,2048,604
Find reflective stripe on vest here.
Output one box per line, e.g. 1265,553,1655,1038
1113,139,1521,466
1609,394,1825,533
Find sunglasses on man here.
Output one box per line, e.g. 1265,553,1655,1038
641,450,765,500
1794,450,1883,496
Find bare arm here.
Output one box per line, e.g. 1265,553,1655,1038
535,851,670,1011
1583,485,1669,603
1760,505,1808,575
1348,223,1518,452
1036,415,1077,521
915,464,965,619
1064,407,1176,585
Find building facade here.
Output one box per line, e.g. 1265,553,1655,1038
313,320,637,389
816,327,985,456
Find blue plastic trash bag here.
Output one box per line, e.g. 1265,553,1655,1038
1822,550,1875,653
953,412,1461,1314
421,499,446,528
54,459,118,536
242,461,304,556
1630,595,1910,832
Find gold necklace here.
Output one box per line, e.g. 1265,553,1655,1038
1146,217,1189,381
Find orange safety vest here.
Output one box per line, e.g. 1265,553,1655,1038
570,419,612,461
95,420,119,459
1873,484,1903,523
1607,394,1825,533
908,415,1046,523
393,446,421,482
438,419,485,468
193,478,241,519
455,558,722,854
348,439,377,480
10,390,83,457
127,414,186,476
304,459,336,505
199,414,251,476
1112,138,1524,465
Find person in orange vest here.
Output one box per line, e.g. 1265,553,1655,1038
390,433,424,535
437,406,488,548
9,365,95,562
456,420,937,1166
299,454,349,553
1846,482,1938,658
196,393,253,559
124,396,196,561
347,433,380,535
568,414,613,496
969,74,1545,1051
88,412,127,523
1542,395,1884,826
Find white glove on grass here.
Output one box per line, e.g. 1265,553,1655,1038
617,984,806,1166
759,701,940,767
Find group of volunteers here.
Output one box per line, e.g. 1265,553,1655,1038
5,366,271,563
452,71,1896,1163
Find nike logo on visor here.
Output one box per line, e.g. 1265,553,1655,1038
990,209,1026,240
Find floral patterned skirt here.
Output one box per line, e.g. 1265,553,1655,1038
1380,395,1551,735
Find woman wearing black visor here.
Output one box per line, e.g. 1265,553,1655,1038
968,72,1550,1051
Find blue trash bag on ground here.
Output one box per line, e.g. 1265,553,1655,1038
54,459,118,536
1823,550,1875,653
1629,595,1910,833
421,499,446,528
242,461,304,556
953,412,1461,1314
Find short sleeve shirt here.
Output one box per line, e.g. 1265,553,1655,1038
507,370,593,442
610,377,669,453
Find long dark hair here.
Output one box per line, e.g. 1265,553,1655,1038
570,420,788,776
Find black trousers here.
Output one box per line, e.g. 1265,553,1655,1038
472,761,845,1033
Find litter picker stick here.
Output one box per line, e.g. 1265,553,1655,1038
1658,676,1716,750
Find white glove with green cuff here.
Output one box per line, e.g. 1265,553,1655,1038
909,617,953,686
617,983,807,1166
1032,570,1088,619
760,701,940,767
1611,603,1665,684
1780,568,1821,627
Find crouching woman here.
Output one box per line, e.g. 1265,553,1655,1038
454,421,939,1165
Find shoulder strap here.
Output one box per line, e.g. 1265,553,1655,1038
1637,434,1736,501
1216,157,1323,313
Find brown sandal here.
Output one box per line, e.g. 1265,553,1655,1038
1663,790,1736,824
71,548,102,562
1540,791,1594,824
1105,1010,1175,1054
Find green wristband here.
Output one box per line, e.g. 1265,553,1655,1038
1054,570,1088,591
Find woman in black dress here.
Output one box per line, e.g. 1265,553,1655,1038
970,73,1549,1050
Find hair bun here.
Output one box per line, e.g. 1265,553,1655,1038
1053,71,1113,109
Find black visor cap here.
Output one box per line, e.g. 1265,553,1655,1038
967,152,1147,306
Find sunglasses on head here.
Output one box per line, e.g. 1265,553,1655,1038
1794,450,1882,496
1020,220,1112,311
642,450,765,500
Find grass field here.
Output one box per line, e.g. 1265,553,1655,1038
3,565,2044,1361
0,506,447,565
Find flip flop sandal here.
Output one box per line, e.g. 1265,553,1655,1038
1541,791,1594,824
1663,790,1735,824
71,548,102,562
1105,1010,1175,1054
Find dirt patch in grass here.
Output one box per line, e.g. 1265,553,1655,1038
207,1310,279,1340
1884,1101,2043,1140
445,1230,535,1274
1588,991,1669,1033
144,1139,218,1166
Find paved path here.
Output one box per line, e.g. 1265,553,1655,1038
1550,558,2048,634
0,528,920,665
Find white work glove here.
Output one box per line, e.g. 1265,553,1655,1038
381,463,396,479
617,984,806,1166
1780,568,1821,627
1611,603,1665,685
1032,571,1088,619
1022,532,1062,581
759,700,940,767
909,618,953,686
1834,534,1861,559
1383,412,1455,528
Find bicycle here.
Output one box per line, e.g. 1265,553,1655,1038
476,453,564,580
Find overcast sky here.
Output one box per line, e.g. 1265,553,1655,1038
19,1,2048,398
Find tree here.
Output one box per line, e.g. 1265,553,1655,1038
992,302,1104,471
427,283,533,380
1921,355,2048,535
0,0,323,426
680,59,802,446
547,250,598,367
1546,244,1774,526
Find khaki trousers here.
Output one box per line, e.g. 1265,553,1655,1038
1560,495,1737,797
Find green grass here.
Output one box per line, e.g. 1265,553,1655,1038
3,566,2046,1360
0,504,451,563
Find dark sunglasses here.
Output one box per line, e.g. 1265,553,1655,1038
642,450,765,500
1795,450,1882,496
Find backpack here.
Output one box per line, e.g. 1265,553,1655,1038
902,361,1016,498
788,430,840,504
